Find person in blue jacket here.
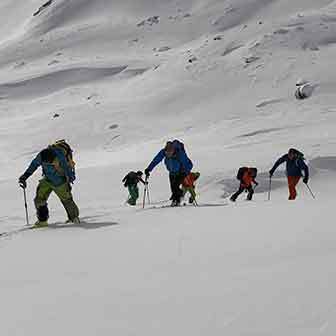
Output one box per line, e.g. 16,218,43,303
269,148,309,200
145,140,193,206
18,144,80,227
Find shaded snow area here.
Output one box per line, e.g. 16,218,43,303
1,0,336,335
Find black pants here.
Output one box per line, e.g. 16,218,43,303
169,173,185,202
230,185,254,201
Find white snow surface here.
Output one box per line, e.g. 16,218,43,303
1,0,336,335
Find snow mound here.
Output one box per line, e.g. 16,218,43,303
212,0,275,32
250,3,336,52
25,0,199,36
0,66,130,100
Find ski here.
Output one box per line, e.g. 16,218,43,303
0,220,82,239
0,225,43,239
142,202,227,211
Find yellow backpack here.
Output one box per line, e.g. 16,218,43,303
49,140,76,170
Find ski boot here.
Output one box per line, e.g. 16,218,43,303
229,195,237,202
171,200,181,207
246,190,254,201
65,217,80,224
33,220,48,228
127,199,136,206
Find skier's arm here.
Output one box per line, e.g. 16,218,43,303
122,174,130,187
21,154,42,180
146,149,165,173
298,159,309,180
139,178,147,185
269,155,287,176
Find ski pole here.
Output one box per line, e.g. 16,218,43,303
190,188,198,206
305,183,316,199
23,188,29,226
268,177,272,201
143,185,147,209
143,177,148,209
146,182,151,205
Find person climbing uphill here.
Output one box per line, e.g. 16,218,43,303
122,170,146,206
230,167,258,202
269,148,309,200
18,140,80,227
145,140,193,207
181,171,200,204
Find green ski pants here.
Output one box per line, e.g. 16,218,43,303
127,184,139,205
34,179,79,221
182,186,196,201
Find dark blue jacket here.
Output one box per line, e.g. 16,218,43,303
270,154,309,178
23,148,76,186
147,142,193,175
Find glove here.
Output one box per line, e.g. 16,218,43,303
254,181,259,186
144,168,150,178
303,176,308,184
269,170,274,178
18,175,27,189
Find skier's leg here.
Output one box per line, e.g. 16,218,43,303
246,185,254,200
181,186,187,198
34,179,53,222
169,174,174,200
127,185,138,205
170,174,184,205
54,183,80,221
177,174,185,203
127,185,133,205
287,176,301,200
188,186,197,203
230,185,244,202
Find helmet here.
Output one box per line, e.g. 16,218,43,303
136,170,143,176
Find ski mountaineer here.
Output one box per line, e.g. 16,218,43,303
18,142,80,227
122,170,146,206
144,140,193,206
181,171,200,204
269,148,309,200
230,167,258,202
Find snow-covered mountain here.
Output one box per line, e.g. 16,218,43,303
1,1,336,335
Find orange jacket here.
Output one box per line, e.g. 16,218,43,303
182,172,200,188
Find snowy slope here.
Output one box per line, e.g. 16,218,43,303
1,1,336,335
